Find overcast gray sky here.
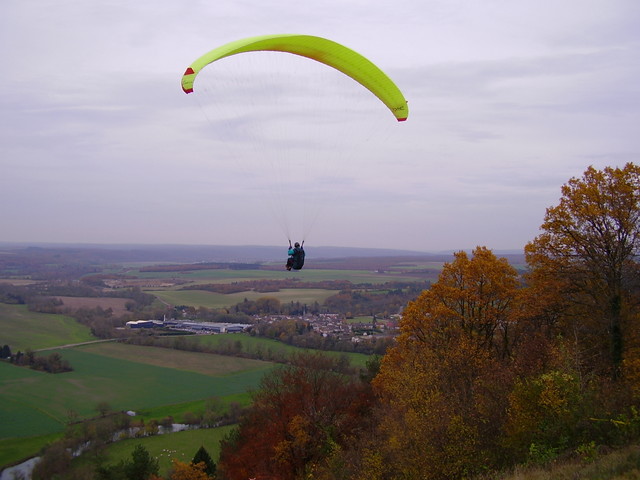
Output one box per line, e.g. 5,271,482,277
1,0,639,252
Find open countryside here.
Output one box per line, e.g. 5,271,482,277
0,247,430,477
1,334,274,439
3,201,640,480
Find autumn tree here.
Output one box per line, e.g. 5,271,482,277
169,459,210,480
217,352,374,480
370,247,521,479
525,163,640,379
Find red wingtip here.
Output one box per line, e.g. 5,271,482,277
397,117,407,122
182,67,195,93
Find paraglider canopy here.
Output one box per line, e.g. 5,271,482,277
181,34,408,122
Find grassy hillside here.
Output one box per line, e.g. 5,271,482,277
0,303,95,351
493,445,640,480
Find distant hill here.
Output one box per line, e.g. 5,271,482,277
0,242,525,265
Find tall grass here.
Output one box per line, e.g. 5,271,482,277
489,446,640,480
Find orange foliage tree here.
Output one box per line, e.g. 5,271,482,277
370,247,521,479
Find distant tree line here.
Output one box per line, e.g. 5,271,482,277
139,261,263,272
183,278,354,293
0,282,154,309
0,247,103,280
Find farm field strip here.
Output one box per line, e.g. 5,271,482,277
77,342,273,377
146,288,336,309
134,391,252,424
193,333,372,368
54,296,132,316
127,268,421,284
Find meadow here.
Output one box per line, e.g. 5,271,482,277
94,425,236,477
0,303,95,351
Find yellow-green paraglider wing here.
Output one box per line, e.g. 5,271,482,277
181,34,408,122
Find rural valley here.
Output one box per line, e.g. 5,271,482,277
0,243,454,478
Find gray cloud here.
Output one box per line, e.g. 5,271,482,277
1,0,639,251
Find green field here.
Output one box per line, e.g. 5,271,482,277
0,432,62,471
133,392,252,425
147,288,337,309
0,303,95,351
193,333,371,368
76,342,270,377
0,345,273,440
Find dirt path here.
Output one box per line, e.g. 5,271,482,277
35,338,116,352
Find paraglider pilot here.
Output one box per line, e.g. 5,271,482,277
286,241,305,271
